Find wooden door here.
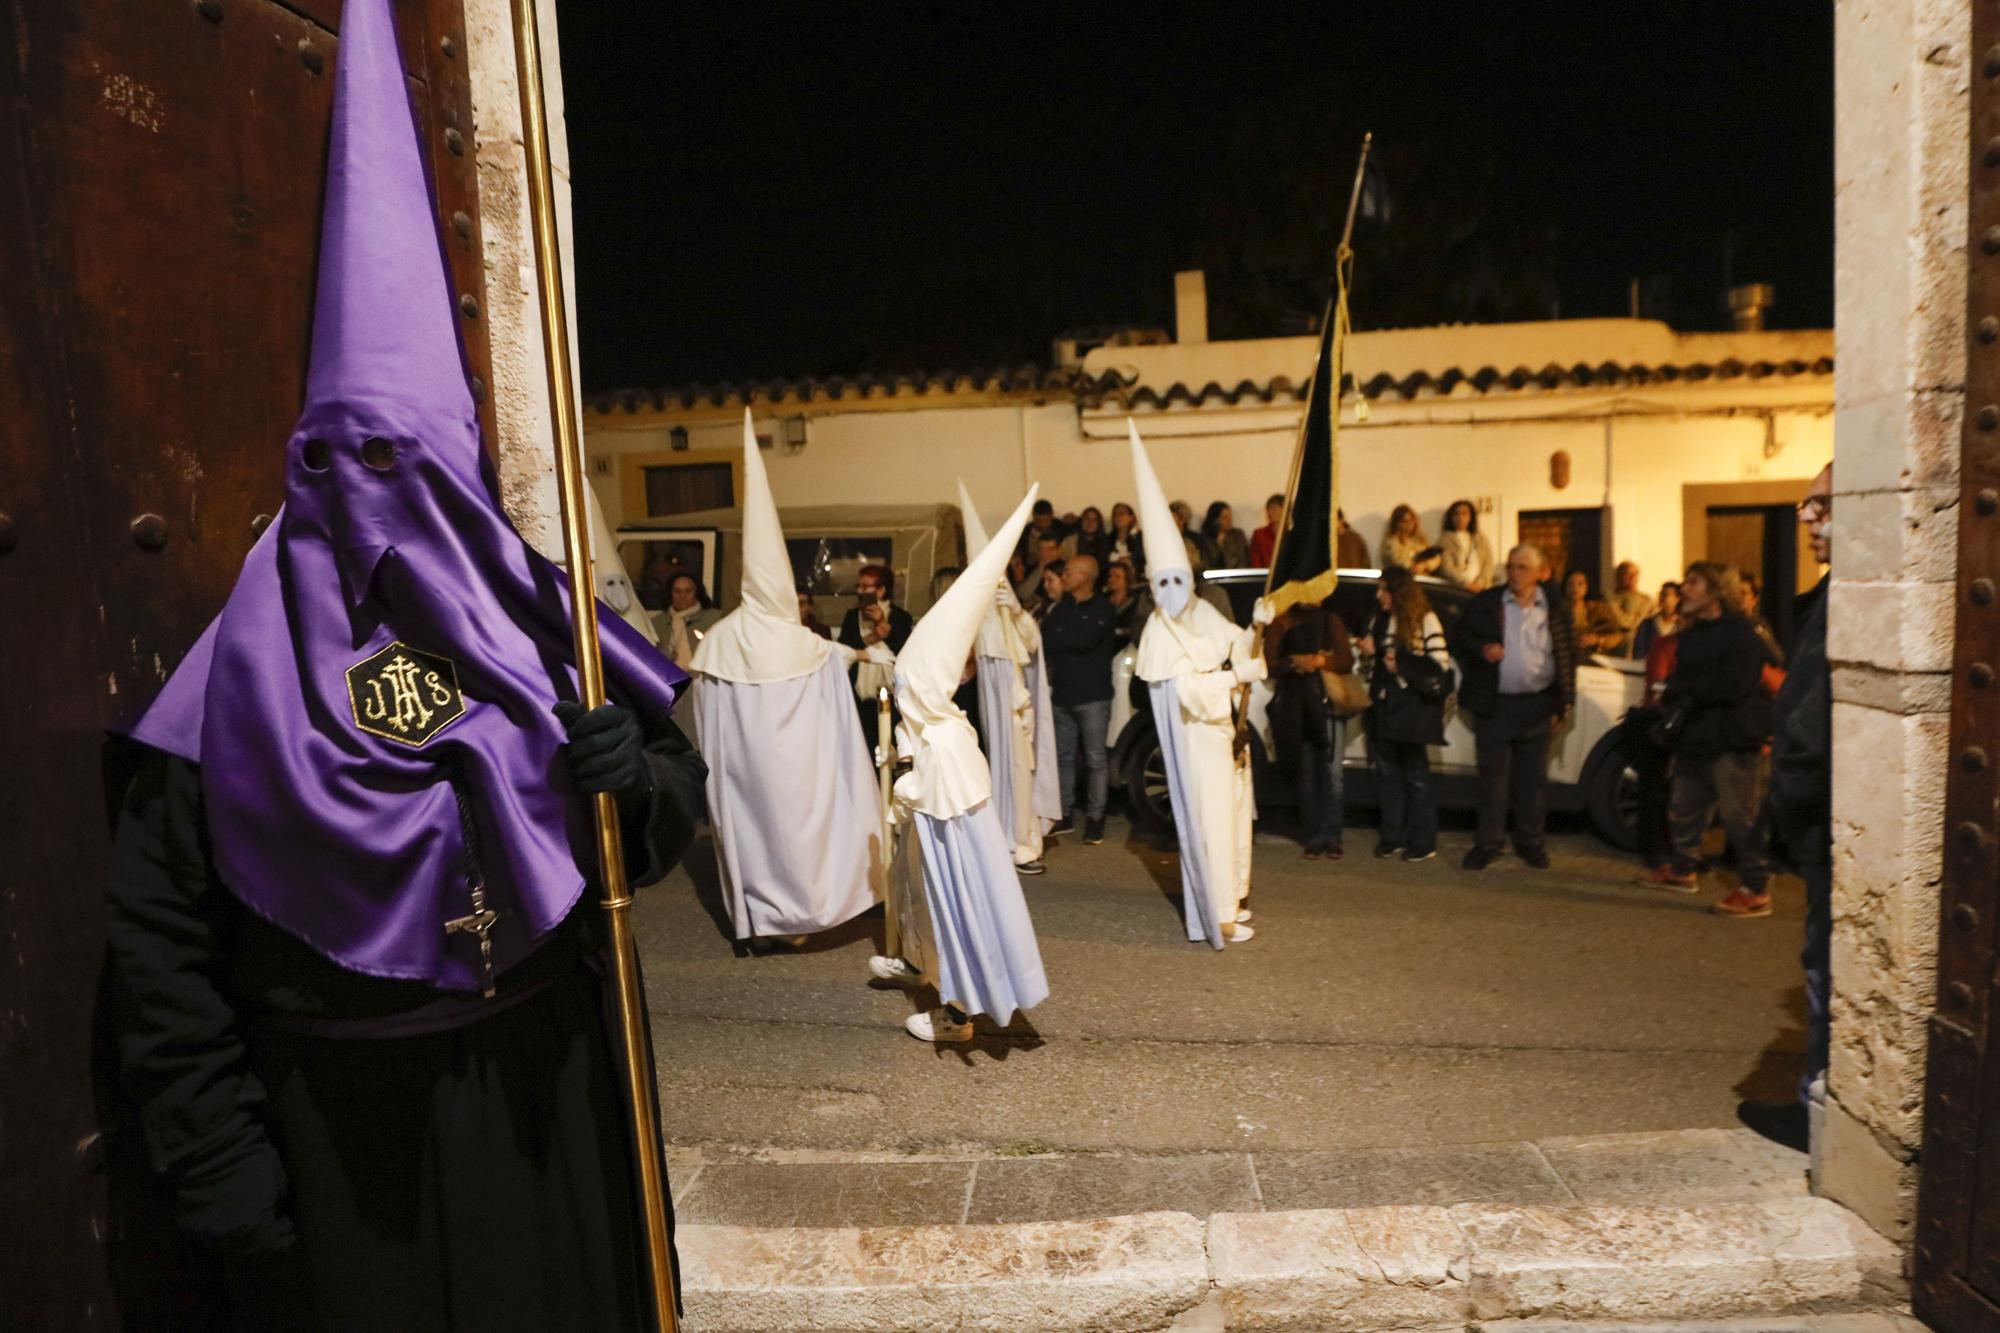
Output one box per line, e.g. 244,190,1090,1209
0,2,492,1324
1517,506,1605,591
1915,0,2000,1323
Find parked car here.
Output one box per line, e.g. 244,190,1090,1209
1109,568,1648,849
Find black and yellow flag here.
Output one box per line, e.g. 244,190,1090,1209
1264,259,1351,617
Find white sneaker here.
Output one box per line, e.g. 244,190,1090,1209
905,1010,973,1042
1236,908,1254,924
868,955,923,986
1223,923,1256,943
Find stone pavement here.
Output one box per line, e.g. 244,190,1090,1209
638,815,1811,1164
634,817,1903,1330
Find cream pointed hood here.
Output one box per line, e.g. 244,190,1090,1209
690,411,832,683
895,486,1038,818
959,477,1028,662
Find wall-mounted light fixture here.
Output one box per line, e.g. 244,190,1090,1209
670,425,689,452
782,415,809,453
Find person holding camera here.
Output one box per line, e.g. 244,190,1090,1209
1359,568,1453,862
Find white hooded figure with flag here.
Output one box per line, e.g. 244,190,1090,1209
958,479,1062,875
1131,420,1271,947
869,488,1051,1042
692,411,888,945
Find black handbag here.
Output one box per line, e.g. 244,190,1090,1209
1400,652,1453,704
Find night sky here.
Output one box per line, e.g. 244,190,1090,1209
561,3,1833,395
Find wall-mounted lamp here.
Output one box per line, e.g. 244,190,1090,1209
670,425,689,452
782,415,809,453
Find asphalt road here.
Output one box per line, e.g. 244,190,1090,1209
635,814,1806,1158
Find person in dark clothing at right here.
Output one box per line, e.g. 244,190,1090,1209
1636,560,1777,913
1452,544,1578,870
1739,463,1834,1152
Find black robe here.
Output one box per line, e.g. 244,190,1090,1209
105,725,704,1332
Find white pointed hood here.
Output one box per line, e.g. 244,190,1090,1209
1128,418,1195,618
585,485,659,646
690,411,833,683
959,478,1028,662
895,486,1038,818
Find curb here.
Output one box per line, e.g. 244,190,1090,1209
678,1197,1904,1332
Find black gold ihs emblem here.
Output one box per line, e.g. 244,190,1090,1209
345,643,465,747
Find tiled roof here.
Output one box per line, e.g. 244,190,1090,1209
584,353,1833,418
585,365,1079,415
1073,356,1834,410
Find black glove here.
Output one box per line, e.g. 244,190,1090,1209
553,701,653,813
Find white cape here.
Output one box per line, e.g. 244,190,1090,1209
1138,599,1264,947
695,653,882,940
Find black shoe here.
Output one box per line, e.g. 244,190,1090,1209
1736,1099,1809,1153
1518,847,1551,870
1374,842,1403,859
1324,842,1344,860
1462,846,1499,871
1083,818,1105,845
1049,817,1075,836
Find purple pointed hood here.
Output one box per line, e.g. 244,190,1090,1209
128,0,686,992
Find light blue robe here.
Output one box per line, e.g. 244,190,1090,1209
907,801,1049,1025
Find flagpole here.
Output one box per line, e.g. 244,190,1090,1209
507,4,680,1329
1264,133,1373,608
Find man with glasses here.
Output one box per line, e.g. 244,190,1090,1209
1740,464,1834,1150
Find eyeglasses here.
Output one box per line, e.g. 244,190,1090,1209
1796,494,1833,518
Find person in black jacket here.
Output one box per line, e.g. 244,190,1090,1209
1039,555,1119,843
1638,560,1777,911
839,563,915,740
1451,545,1578,870
1265,595,1357,858
1741,464,1833,1150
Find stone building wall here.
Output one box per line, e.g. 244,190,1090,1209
461,0,575,555
1823,0,1968,1240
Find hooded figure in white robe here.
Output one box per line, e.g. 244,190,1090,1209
878,487,1050,1040
692,411,887,942
1130,421,1270,947
958,479,1062,870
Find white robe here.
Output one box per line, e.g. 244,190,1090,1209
974,607,1061,865
1137,599,1265,948
695,652,882,940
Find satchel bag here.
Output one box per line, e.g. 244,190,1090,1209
1320,668,1371,718
1400,651,1453,704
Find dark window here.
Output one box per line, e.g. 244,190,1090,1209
643,462,732,517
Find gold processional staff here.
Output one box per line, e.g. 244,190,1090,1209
507,2,680,1328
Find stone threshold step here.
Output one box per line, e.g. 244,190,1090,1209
669,1128,1811,1231
677,1197,1903,1333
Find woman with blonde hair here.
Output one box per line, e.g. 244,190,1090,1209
1380,504,1441,575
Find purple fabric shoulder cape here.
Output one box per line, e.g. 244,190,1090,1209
126,0,685,993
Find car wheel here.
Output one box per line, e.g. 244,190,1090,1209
1120,726,1176,837
1585,743,1641,852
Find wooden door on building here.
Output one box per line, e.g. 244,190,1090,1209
1916,0,2000,1324
1516,506,1605,591
0,2,493,1325
1704,502,1810,653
